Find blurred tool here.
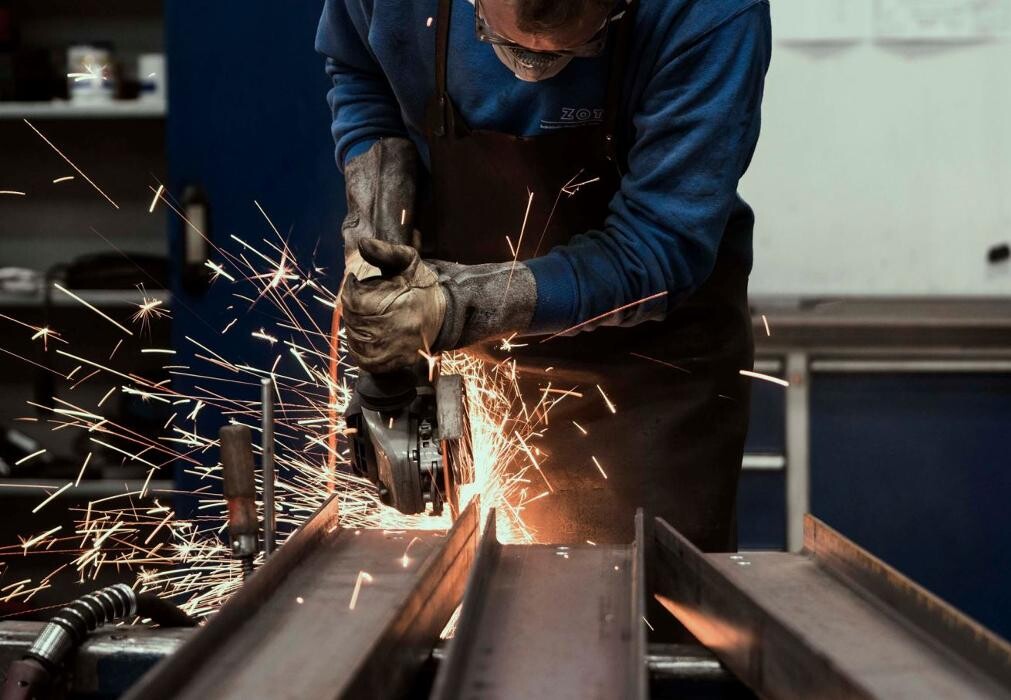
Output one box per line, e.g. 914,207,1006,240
67,44,115,103
219,425,258,579
138,53,166,103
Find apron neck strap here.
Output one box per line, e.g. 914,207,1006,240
433,0,454,136
603,0,638,163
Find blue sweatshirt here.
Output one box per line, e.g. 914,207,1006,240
316,0,771,334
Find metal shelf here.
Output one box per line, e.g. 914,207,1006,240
0,99,166,120
0,478,174,498
0,289,170,308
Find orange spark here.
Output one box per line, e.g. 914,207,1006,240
629,352,690,374
596,385,617,414
73,454,93,488
31,482,72,513
348,570,373,610
15,449,47,466
542,290,668,342
54,284,133,336
401,536,422,568
21,526,61,552
739,369,790,388
502,190,535,300
24,119,119,209
149,185,165,213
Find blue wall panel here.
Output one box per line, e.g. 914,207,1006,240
165,1,343,511
737,471,786,550
738,364,787,549
811,373,1011,640
743,378,786,455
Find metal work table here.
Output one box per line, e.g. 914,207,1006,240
4,507,1010,698
749,297,1011,550
753,297,1011,354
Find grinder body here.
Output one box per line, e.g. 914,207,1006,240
346,367,471,517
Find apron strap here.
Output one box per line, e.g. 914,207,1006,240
433,0,454,137
602,0,638,166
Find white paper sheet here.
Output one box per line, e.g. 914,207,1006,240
874,0,1011,41
774,0,871,42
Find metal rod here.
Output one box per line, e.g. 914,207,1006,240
785,351,809,552
261,378,275,556
811,358,1011,373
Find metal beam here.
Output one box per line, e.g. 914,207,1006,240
431,509,647,700
2,623,742,698
653,513,1011,699
125,498,478,700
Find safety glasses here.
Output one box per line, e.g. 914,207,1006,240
474,0,626,58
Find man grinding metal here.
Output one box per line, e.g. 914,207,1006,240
316,0,771,550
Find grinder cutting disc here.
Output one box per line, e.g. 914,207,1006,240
435,374,472,518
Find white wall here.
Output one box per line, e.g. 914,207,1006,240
742,36,1011,297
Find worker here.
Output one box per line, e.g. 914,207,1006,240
316,0,772,550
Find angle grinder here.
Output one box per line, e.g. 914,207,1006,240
345,365,472,518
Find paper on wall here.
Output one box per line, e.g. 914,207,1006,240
874,0,1011,41
773,0,871,42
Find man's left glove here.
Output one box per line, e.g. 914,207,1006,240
342,238,446,374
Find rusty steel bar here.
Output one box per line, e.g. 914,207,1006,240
219,425,258,578
653,513,1011,700
432,509,647,700
260,378,276,556
125,499,478,700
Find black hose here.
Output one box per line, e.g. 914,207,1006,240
136,592,197,629
0,584,195,700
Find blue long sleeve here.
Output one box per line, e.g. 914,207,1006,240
317,0,771,331
315,0,409,168
526,4,771,332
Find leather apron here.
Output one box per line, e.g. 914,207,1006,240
421,0,753,551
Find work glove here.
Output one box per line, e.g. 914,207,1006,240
430,259,537,352
338,139,536,365
342,238,539,371
342,239,446,374
341,137,418,283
